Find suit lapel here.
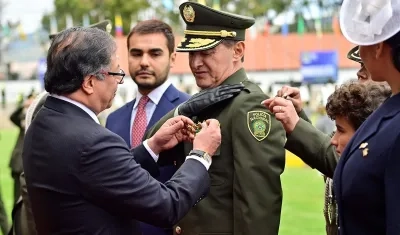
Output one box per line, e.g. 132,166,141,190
147,85,180,129
119,100,135,145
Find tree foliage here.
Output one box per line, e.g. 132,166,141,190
41,0,342,35
42,0,149,35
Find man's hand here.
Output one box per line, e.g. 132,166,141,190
262,97,300,134
192,119,221,156
274,85,303,113
147,116,195,155
178,84,245,117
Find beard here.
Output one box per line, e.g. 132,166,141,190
131,67,170,90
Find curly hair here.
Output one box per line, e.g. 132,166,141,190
326,80,391,130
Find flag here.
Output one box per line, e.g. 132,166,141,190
162,0,174,11
197,0,206,5
297,15,305,35
314,17,322,38
130,14,136,30
1,24,10,37
281,12,289,36
17,23,26,40
83,14,90,27
332,14,341,35
263,17,270,36
212,0,220,10
50,15,58,35
249,25,257,40
66,14,73,28
115,14,123,37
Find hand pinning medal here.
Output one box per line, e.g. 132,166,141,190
186,122,203,134
186,121,221,135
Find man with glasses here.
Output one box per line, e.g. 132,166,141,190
22,24,223,235
10,20,123,235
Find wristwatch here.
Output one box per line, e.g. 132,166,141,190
189,149,211,164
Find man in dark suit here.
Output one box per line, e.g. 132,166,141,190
22,26,222,235
106,19,190,235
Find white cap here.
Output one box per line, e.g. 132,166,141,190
340,0,400,45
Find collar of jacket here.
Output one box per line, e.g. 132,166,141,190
220,68,248,85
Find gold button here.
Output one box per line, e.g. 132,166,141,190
176,226,182,234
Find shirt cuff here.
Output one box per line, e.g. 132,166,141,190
186,155,211,170
143,140,159,162
173,106,181,117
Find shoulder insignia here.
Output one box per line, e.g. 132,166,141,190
247,111,271,141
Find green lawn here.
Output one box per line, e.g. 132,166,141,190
0,128,325,234
0,128,17,225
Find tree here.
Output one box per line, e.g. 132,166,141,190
41,0,149,35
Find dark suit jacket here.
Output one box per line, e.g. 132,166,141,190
334,94,400,235
22,96,209,235
106,84,190,235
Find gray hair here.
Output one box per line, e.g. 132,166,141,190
44,27,117,95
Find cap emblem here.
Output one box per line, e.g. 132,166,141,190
183,5,195,22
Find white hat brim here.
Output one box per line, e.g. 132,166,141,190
340,0,400,45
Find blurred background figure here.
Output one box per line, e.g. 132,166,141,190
315,104,335,135
9,92,36,204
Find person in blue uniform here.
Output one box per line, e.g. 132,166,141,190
334,0,400,234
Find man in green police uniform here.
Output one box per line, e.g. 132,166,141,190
145,2,286,235
8,20,112,235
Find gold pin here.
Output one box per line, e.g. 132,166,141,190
362,148,369,157
359,142,368,149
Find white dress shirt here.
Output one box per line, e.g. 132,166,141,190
129,81,211,170
129,80,172,143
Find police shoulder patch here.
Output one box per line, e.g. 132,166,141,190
247,110,271,141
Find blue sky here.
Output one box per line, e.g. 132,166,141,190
2,0,54,34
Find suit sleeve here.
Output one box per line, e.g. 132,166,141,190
104,113,112,129
385,133,400,233
298,109,311,124
79,133,209,227
144,109,186,166
131,144,159,177
285,118,338,178
231,93,286,235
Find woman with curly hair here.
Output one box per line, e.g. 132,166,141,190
322,80,391,234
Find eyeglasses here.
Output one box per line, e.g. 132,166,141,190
107,69,125,84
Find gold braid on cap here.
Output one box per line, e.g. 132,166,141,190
184,29,237,38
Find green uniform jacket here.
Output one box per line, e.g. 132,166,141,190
145,68,286,235
285,114,338,178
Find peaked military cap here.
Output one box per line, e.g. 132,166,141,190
177,1,255,52
49,19,112,40
347,46,362,64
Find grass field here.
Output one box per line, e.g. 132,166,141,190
0,128,325,234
